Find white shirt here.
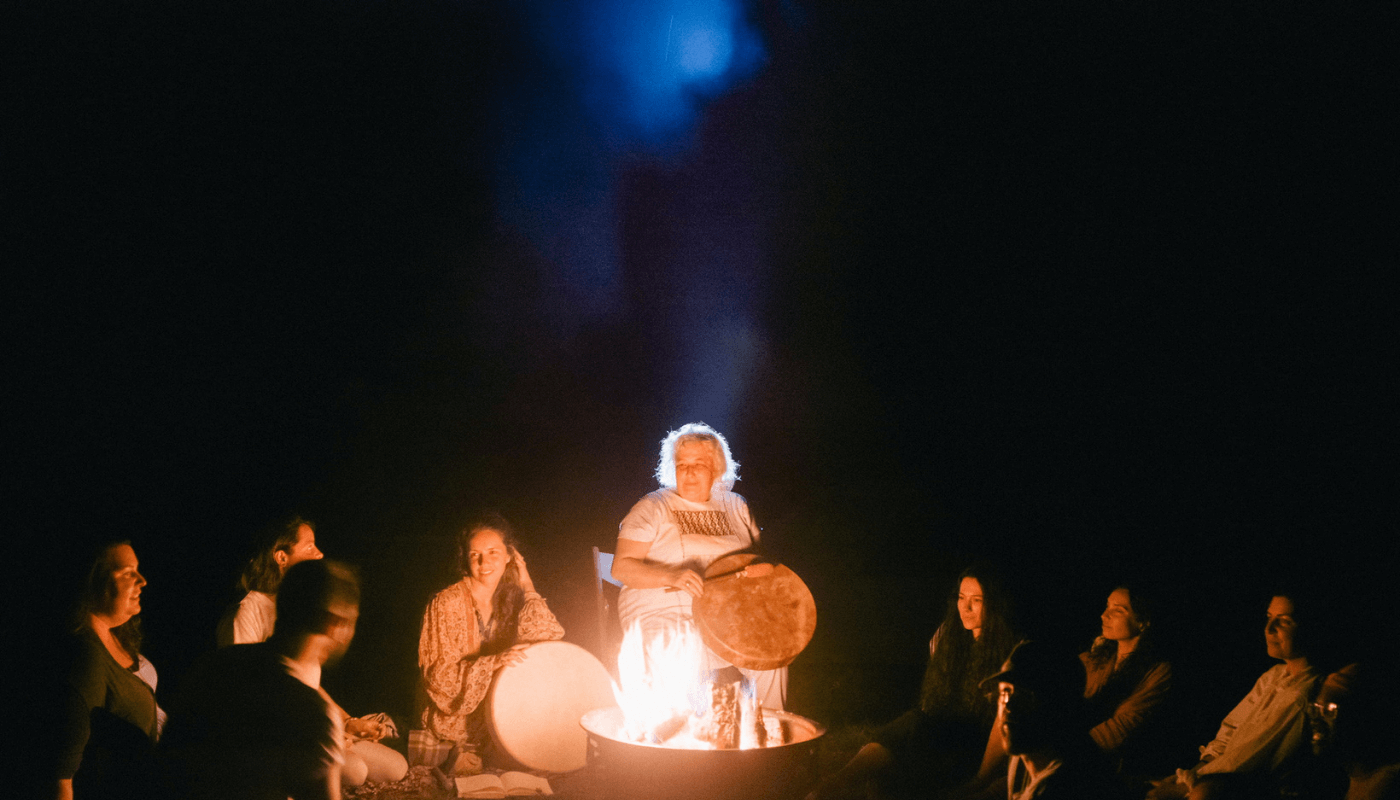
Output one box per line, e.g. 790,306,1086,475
1183,663,1319,785
616,488,759,629
216,590,277,647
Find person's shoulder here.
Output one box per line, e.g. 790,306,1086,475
426,577,469,608
718,489,749,506
242,590,274,609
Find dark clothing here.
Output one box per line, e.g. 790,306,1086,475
1007,738,1132,800
1081,649,1174,776
59,628,159,799
160,642,340,800
873,707,989,798
870,626,1015,799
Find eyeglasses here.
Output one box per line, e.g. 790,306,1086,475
1308,701,1338,724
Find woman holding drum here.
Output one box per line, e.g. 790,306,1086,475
418,514,565,763
611,422,787,710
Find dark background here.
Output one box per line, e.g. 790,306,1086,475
8,0,1395,764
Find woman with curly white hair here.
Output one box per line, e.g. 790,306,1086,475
611,422,786,709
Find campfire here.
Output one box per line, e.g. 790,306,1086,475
608,621,788,750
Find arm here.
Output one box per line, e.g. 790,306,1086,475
418,588,502,719
611,538,704,596
1195,672,1314,776
230,592,275,645
1089,660,1173,752
517,592,565,643
1197,668,1272,763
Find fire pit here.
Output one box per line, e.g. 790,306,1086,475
580,705,825,800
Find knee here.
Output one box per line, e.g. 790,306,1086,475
342,749,369,787
351,741,409,783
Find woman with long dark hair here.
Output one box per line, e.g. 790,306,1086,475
417,514,564,766
56,541,163,800
216,516,323,646
1081,583,1173,777
809,564,1019,800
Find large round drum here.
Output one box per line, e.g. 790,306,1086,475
693,554,817,671
486,641,615,773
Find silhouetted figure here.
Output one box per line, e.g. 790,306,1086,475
1147,592,1323,800
161,560,360,800
807,565,1019,800
1082,583,1174,778
1309,664,1400,800
56,541,162,800
989,640,1128,800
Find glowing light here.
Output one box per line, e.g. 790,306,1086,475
612,621,706,744
677,25,733,78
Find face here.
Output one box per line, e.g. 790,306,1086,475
98,544,146,623
958,577,985,636
277,524,323,573
998,682,1043,756
1307,693,1341,756
1265,595,1300,661
674,441,719,502
468,528,511,588
1100,588,1144,642
324,600,360,666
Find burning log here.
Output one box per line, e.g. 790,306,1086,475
703,680,741,749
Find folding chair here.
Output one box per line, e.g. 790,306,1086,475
591,546,624,676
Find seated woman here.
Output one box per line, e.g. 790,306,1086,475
418,514,564,770
1082,583,1173,778
216,516,404,786
808,565,1019,800
57,541,163,800
1147,590,1324,800
217,515,323,647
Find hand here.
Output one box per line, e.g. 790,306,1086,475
668,568,705,598
1145,776,1187,800
344,716,385,743
498,643,531,669
512,549,536,594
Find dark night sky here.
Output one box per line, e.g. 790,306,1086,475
8,0,1397,743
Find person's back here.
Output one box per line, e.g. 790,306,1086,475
160,642,341,800
162,559,356,800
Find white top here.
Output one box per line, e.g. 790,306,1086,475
216,590,277,647
1008,754,1064,800
1184,663,1319,785
616,488,759,628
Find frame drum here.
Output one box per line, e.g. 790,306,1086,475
693,553,817,671
485,641,615,773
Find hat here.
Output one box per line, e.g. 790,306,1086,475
978,640,1084,704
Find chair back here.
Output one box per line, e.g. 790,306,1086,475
591,546,623,676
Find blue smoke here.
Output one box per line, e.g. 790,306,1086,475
488,0,771,429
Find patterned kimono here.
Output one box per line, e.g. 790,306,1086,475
417,578,564,746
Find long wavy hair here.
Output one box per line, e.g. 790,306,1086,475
237,516,314,595
919,564,1018,720
75,540,143,660
456,513,526,655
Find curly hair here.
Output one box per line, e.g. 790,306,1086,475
654,422,739,491
75,540,143,660
237,516,315,595
918,564,1018,722
456,513,526,656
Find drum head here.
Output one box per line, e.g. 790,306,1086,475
486,641,615,773
693,554,817,671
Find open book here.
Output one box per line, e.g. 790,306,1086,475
455,771,553,798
